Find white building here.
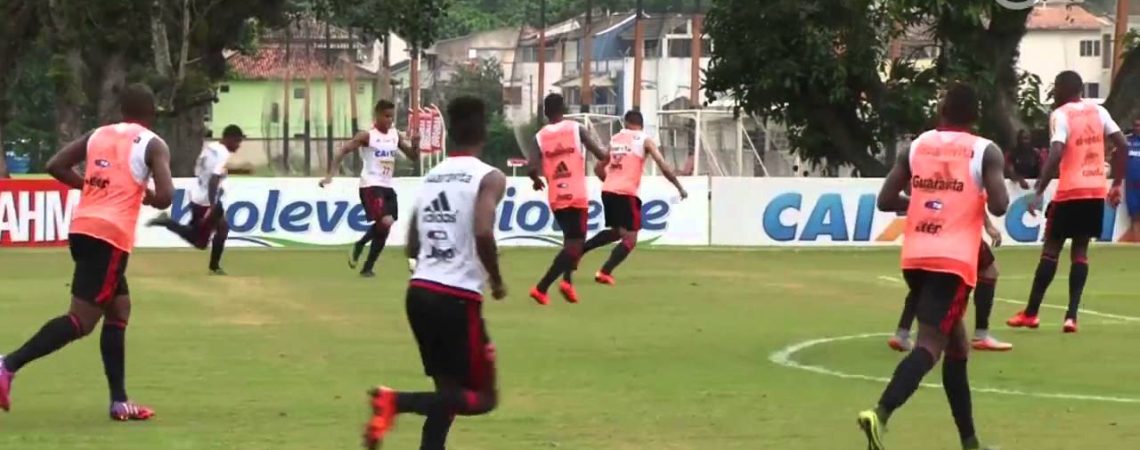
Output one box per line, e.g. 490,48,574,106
1019,3,1114,101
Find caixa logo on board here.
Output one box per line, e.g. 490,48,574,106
762,192,880,241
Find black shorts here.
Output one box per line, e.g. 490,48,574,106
902,269,972,335
978,241,995,271
360,186,399,222
601,192,642,231
553,207,588,239
406,282,494,389
1045,198,1104,241
69,233,130,305
190,202,225,246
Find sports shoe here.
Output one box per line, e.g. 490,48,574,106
856,409,886,450
1063,318,1078,333
529,287,549,306
146,212,173,227
559,281,579,304
209,267,227,276
363,387,398,450
360,270,376,278
594,272,616,286
1006,311,1040,329
349,242,365,269
109,401,155,421
972,335,1013,351
887,335,912,352
0,356,13,412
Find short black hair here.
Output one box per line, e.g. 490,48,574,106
624,110,644,127
1054,71,1084,105
940,83,978,127
120,83,157,120
374,99,395,112
446,96,487,147
222,125,244,139
543,93,565,120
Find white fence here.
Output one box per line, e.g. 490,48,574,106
0,177,1132,248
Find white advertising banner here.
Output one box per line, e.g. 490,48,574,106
710,177,1132,246
131,176,708,248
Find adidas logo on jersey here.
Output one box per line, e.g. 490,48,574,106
422,192,458,223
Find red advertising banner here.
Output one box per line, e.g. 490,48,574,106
0,179,77,247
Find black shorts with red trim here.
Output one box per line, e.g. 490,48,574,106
190,201,225,246
406,281,494,389
978,241,995,271
359,186,399,222
553,207,588,239
601,192,643,231
69,233,129,305
1045,198,1104,241
902,269,972,335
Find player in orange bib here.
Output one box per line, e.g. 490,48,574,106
581,110,687,285
527,94,608,305
1007,71,1130,333
857,84,1007,450
0,84,175,421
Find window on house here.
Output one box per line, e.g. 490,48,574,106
504,86,523,105
270,103,280,123
1079,39,1101,57
669,39,693,58
1102,34,1113,69
293,87,307,99
645,39,660,58
1083,82,1100,99
219,84,230,93
520,46,556,62
356,83,366,94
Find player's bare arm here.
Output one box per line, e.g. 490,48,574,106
527,141,545,190
321,131,369,186
406,212,421,259
579,126,609,161
593,158,608,181
982,143,1009,217
646,139,688,199
475,170,508,299
145,138,174,209
876,147,911,213
984,213,1003,248
45,131,94,190
398,130,420,161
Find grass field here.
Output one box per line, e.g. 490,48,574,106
2,245,1140,449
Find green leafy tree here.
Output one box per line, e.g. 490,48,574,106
441,59,506,115
704,0,1045,175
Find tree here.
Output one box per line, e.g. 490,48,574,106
1104,31,1140,125
441,59,506,115
704,0,1044,175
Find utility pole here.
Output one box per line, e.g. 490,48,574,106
538,0,547,120
1114,0,1131,78
582,0,593,113
690,0,703,108
632,0,644,110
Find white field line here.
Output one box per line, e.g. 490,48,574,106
875,275,1140,322
769,333,1140,404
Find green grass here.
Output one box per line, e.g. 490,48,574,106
2,246,1140,449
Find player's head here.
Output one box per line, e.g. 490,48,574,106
221,125,245,152
623,110,644,130
544,93,565,122
1132,117,1140,135
1017,129,1031,146
446,96,487,155
374,99,396,131
938,83,978,128
120,83,157,126
1053,71,1083,107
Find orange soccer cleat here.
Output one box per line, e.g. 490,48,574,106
1006,311,1040,329
971,335,1013,351
559,281,579,304
887,335,912,352
109,401,155,421
1063,318,1079,334
363,387,398,450
529,287,550,306
594,272,616,286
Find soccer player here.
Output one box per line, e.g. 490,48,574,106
320,100,418,277
527,93,608,305
581,110,687,284
888,217,1013,352
1122,119,1140,242
0,84,175,420
361,96,506,450
147,124,244,274
1006,71,1129,333
857,83,1008,450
